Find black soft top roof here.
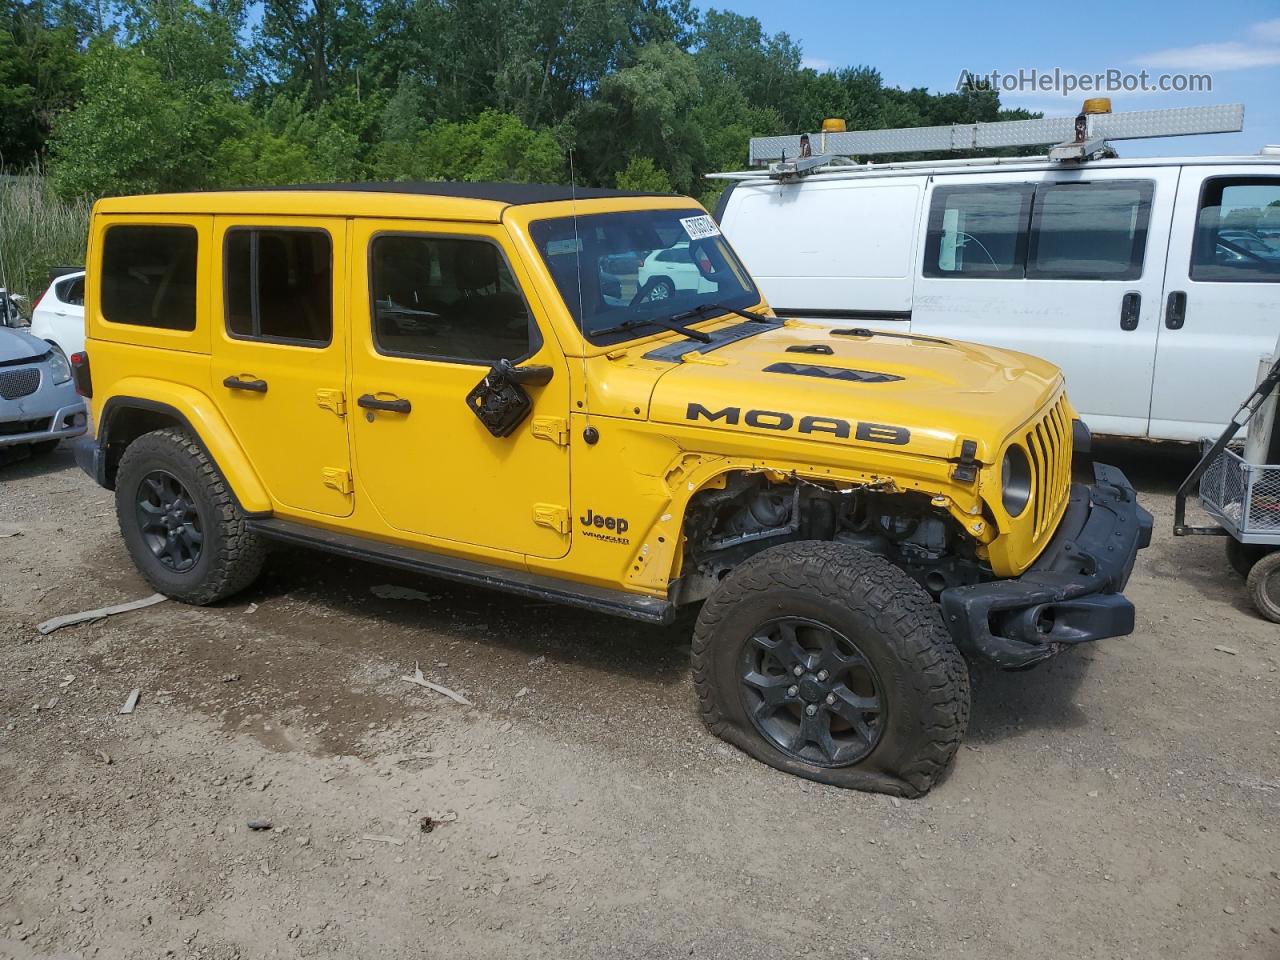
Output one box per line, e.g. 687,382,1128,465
249,181,675,206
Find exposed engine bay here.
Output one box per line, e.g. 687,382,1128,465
674,473,988,605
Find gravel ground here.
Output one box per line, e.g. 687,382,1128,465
0,439,1276,960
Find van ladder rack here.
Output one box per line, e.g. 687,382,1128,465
714,103,1244,182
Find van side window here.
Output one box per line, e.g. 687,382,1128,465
225,229,333,345
1190,177,1280,283
369,234,537,363
100,225,198,330
924,185,1032,278
1027,181,1153,281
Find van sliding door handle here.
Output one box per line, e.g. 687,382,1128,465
1120,292,1141,331
1165,291,1187,330
223,375,268,393
357,394,412,414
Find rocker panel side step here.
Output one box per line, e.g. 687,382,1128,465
246,517,676,624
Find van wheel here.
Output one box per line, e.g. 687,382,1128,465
1246,550,1280,623
691,541,969,797
115,428,265,605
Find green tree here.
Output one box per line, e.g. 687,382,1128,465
615,156,672,192
0,5,83,167
49,36,238,196
372,109,564,183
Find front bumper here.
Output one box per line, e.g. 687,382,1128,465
940,463,1153,669
0,398,87,449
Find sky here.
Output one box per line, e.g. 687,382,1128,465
694,0,1280,158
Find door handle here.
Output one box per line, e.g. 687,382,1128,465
1165,291,1187,330
223,375,268,393
1120,292,1141,331
357,393,412,414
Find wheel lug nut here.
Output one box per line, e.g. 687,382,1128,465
805,704,817,716
817,670,829,681
793,665,803,677
787,685,798,697
826,694,835,705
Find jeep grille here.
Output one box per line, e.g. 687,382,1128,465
1025,394,1073,540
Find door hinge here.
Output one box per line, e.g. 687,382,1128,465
531,416,570,446
533,503,570,534
316,389,346,417
322,468,354,496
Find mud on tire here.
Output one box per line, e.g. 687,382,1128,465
115,428,266,605
691,541,970,797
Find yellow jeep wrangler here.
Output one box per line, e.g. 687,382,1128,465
71,182,1151,795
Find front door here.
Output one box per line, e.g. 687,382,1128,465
1151,170,1280,441
912,169,1179,437
211,216,353,518
349,220,572,559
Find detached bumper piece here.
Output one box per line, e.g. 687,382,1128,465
940,463,1153,669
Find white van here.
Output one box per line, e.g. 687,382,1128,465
715,149,1280,442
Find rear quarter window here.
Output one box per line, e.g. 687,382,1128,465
100,225,199,330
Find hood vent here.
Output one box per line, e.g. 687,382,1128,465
763,361,903,384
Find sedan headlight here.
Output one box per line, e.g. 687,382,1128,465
46,346,72,385
1001,444,1032,517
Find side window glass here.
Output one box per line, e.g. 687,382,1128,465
101,225,198,330
370,235,536,363
1027,181,1154,280
1191,177,1280,283
924,185,1032,278
56,275,85,306
225,229,332,345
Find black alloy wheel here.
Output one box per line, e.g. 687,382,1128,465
135,469,204,573
739,616,885,768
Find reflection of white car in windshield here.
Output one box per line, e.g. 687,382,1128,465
637,242,718,300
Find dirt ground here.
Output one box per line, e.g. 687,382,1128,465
1,439,1276,960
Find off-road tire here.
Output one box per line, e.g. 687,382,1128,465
115,428,265,605
691,541,969,797
1226,538,1269,578
1245,549,1280,623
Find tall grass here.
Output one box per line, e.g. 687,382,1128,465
0,171,91,308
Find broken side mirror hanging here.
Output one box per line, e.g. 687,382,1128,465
465,359,554,438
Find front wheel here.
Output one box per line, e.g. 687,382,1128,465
691,541,970,796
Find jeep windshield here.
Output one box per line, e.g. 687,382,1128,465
528,209,759,347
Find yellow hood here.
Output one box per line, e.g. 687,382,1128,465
646,323,1064,464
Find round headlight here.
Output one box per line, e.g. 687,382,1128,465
1001,444,1032,517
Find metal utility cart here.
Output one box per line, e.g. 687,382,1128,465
1174,349,1280,622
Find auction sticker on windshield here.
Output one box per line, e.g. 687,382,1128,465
680,215,721,241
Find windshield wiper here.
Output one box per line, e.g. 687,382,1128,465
591,302,775,344
591,314,714,343
667,302,776,326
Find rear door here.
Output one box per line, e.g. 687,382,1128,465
911,169,1179,437
1150,169,1280,440
211,216,353,518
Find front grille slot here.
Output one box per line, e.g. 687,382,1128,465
1021,395,1073,540
0,367,41,400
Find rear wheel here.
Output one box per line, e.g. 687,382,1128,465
115,428,265,604
1246,550,1280,623
691,541,970,797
